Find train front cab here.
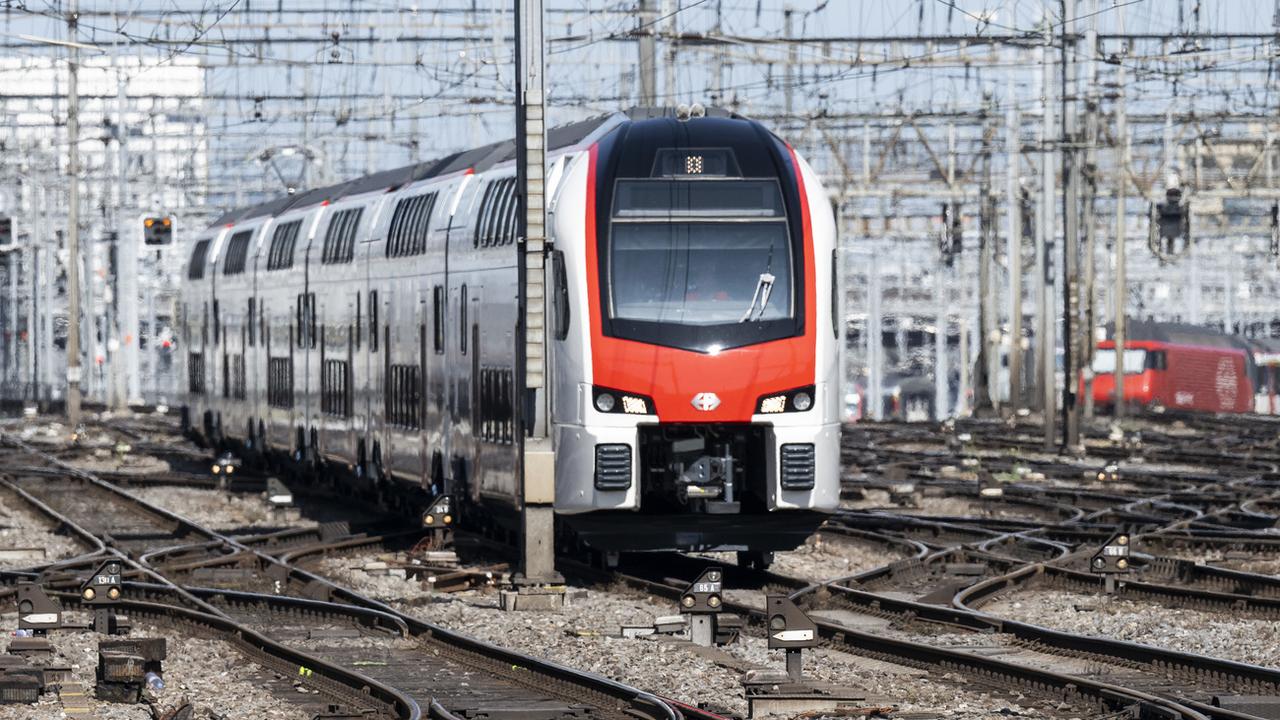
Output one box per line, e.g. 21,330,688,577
1092,340,1253,414
1090,341,1159,412
549,113,840,554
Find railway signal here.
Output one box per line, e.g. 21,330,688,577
81,559,125,633
16,583,62,634
679,567,724,647
766,595,818,683
1091,531,1131,594
142,216,173,245
1147,173,1191,262
420,495,454,551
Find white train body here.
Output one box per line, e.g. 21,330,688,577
182,108,839,553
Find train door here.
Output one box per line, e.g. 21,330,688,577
448,280,476,500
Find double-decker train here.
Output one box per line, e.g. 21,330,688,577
180,107,840,562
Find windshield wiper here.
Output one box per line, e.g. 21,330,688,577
738,272,775,323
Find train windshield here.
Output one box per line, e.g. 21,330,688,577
605,179,797,352
609,223,792,325
1092,349,1148,374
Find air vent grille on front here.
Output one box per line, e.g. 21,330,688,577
594,444,632,491
780,443,816,490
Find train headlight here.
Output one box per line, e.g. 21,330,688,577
755,386,816,414
592,386,655,415
759,395,787,414
621,396,648,415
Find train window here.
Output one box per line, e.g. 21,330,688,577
369,291,379,352
386,193,437,258
494,178,518,246
267,357,293,408
386,364,422,428
322,359,351,416
308,293,317,349
433,285,445,354
222,353,230,398
551,250,569,340
355,292,361,350
187,352,205,394
221,231,253,275
202,303,208,346
831,249,839,338
231,354,246,400
460,285,468,355
247,297,255,347
187,239,211,279
266,220,302,271
1092,349,1148,375
296,295,304,349
474,177,518,248
213,300,220,345
613,179,784,218
1146,351,1167,371
321,207,363,264
478,366,514,444
473,182,496,248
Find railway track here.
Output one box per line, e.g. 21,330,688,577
0,433,722,720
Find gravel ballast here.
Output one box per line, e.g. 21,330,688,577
127,485,318,532
0,613,311,719
983,589,1280,667
0,489,84,569
314,552,1061,718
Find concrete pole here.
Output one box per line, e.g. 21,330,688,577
66,0,82,426
978,104,998,414
637,0,657,106
118,72,140,406
29,184,42,404
1081,0,1099,420
1005,92,1024,412
934,261,948,421
1113,26,1129,416
958,314,970,415
662,0,677,103
5,252,15,394
26,225,37,405
514,0,559,586
783,7,795,116
1061,0,1081,449
40,184,53,403
867,249,883,421
1038,32,1057,448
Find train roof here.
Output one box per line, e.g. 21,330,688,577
201,107,756,233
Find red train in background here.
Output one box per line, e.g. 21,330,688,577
1090,321,1279,415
